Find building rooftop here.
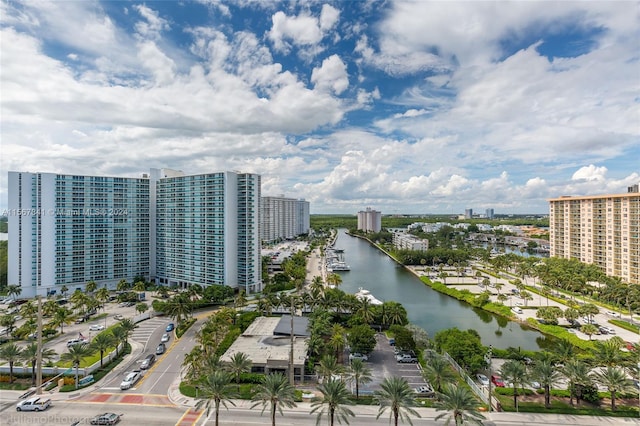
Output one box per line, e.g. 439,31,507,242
221,316,308,367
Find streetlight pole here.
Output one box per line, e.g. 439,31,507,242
36,295,43,394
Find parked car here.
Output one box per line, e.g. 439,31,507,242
511,306,523,314
477,374,489,386
165,323,175,332
120,370,142,390
16,397,51,412
491,375,505,387
114,314,123,320
156,342,166,355
161,333,170,343
396,352,418,363
348,353,368,362
601,326,616,334
140,354,156,370
414,385,434,396
388,338,395,346
67,338,89,348
90,413,121,425
89,324,105,331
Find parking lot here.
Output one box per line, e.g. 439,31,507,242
346,333,429,396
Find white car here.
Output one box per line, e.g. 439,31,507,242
161,333,170,343
349,353,368,362
601,326,616,334
89,324,105,331
120,370,142,390
511,306,523,314
477,374,489,386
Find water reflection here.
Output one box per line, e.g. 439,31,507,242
333,230,550,351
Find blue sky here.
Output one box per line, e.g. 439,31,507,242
1,1,638,214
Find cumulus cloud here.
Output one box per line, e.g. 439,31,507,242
311,54,349,95
572,165,608,181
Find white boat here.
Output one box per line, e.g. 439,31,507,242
329,261,350,271
355,288,383,305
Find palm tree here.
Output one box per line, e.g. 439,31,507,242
374,376,421,426
234,290,247,310
422,354,456,393
0,343,23,383
591,366,635,411
591,339,625,367
7,284,21,300
116,279,129,292
118,318,137,346
326,273,342,289
355,298,375,324
90,333,115,367
346,358,372,399
329,324,346,361
194,370,237,426
562,359,592,406
60,285,69,297
165,293,193,324
226,352,252,391
500,360,528,411
95,287,110,308
0,314,17,338
50,307,74,333
85,280,97,294
21,343,57,386
317,354,342,383
579,323,598,340
60,344,94,389
310,378,355,426
434,384,486,426
531,360,562,409
251,372,297,426
111,326,128,357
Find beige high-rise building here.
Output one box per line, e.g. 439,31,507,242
548,184,640,285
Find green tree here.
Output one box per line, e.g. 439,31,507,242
21,343,56,385
591,366,635,411
225,352,252,391
111,326,127,357
531,360,562,409
194,370,237,426
346,324,376,355
118,318,137,346
0,343,23,383
580,324,599,340
310,378,355,426
374,376,421,426
562,359,592,406
165,293,193,324
316,354,343,383
7,284,21,300
136,302,149,315
434,384,486,426
251,372,297,426
434,328,486,372
346,358,372,399
60,344,94,389
50,307,74,333
85,280,97,294
591,339,625,367
500,360,528,411
60,285,69,297
423,354,457,393
90,333,115,367
0,314,17,338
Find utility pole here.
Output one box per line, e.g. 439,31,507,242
487,345,492,412
36,295,43,394
289,296,295,386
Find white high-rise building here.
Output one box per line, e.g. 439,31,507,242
8,169,262,297
8,172,150,298
357,207,382,233
261,196,310,243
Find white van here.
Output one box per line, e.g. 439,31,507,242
66,338,89,348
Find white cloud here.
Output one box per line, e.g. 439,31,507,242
311,54,349,95
134,4,170,40
572,165,608,181
268,11,324,53
319,4,340,32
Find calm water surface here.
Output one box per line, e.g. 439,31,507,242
333,230,552,351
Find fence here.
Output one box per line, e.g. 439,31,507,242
442,351,488,404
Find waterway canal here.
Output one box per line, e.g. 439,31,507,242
333,230,552,351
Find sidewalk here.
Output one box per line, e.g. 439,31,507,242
0,338,145,403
